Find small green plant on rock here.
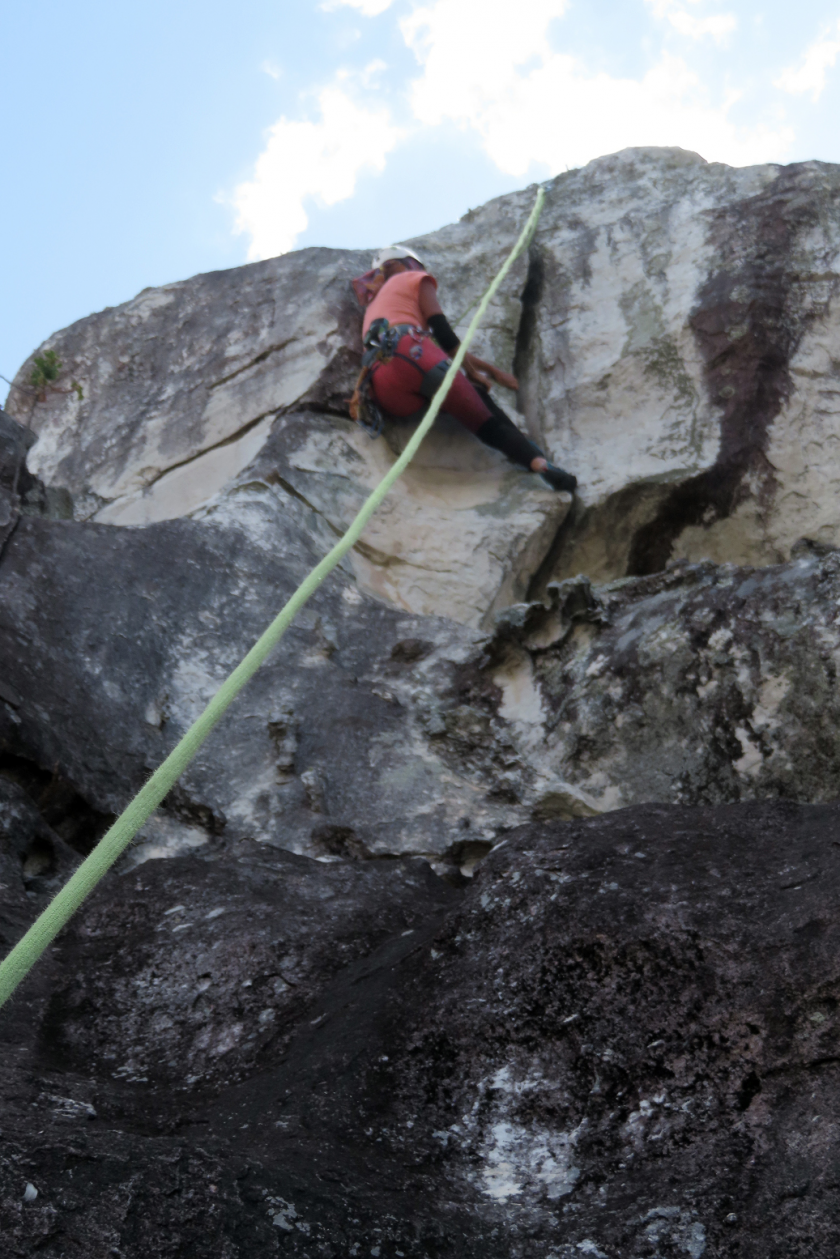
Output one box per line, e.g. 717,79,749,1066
29,350,61,392
29,350,83,402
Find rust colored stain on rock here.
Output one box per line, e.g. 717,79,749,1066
629,165,836,575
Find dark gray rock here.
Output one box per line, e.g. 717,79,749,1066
3,800,840,1256
9,496,840,871
0,409,34,561
475,553,840,813
0,497,534,865
0,778,78,894
0,837,462,1257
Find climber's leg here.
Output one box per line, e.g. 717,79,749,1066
370,335,576,491
475,393,542,468
476,391,577,492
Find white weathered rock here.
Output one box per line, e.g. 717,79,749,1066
11,148,840,617
230,410,566,628
12,250,362,514
407,149,840,585
7,236,570,627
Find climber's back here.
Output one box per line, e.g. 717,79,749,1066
362,268,437,338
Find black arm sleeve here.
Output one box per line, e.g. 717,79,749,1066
476,395,544,470
427,313,460,354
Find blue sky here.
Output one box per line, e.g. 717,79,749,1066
4,0,840,398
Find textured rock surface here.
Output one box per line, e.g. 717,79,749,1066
470,547,840,813
5,149,840,1254
9,147,840,606
6,250,367,515
6,463,840,864
4,801,840,1256
4,241,568,628
514,151,840,586
0,408,34,564
1,393,585,864
240,410,565,627
0,491,509,867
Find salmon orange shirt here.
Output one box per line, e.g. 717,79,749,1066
362,270,437,337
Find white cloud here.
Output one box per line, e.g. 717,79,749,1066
261,59,282,80
359,58,388,87
644,0,737,43
321,0,395,15
402,0,791,176
667,10,736,41
231,84,401,259
775,21,840,101
402,0,568,113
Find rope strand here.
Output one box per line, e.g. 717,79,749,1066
0,188,544,1011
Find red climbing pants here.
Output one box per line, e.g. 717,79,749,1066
369,331,491,434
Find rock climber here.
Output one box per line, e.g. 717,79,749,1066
350,246,577,493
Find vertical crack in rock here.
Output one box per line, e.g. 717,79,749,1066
525,495,581,604
513,243,579,603
292,343,360,417
512,243,546,426
628,164,834,576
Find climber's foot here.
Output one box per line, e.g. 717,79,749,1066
540,463,577,493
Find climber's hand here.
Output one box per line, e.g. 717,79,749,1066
484,362,519,391
463,353,518,392
463,353,493,389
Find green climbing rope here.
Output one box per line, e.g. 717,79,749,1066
0,187,545,1011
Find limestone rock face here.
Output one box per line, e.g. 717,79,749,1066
2,414,575,864
5,384,840,866
517,150,840,586
11,147,840,609
8,250,367,520
4,801,840,1257
6,149,840,1256
241,410,565,627
5,242,568,629
0,495,505,867
415,147,840,587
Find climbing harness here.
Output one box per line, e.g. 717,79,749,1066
349,319,452,437
0,188,545,1011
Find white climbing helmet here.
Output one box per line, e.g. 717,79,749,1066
370,245,424,270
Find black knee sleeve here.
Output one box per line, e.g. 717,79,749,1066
476,399,543,470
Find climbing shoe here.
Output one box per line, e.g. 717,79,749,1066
540,464,577,493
